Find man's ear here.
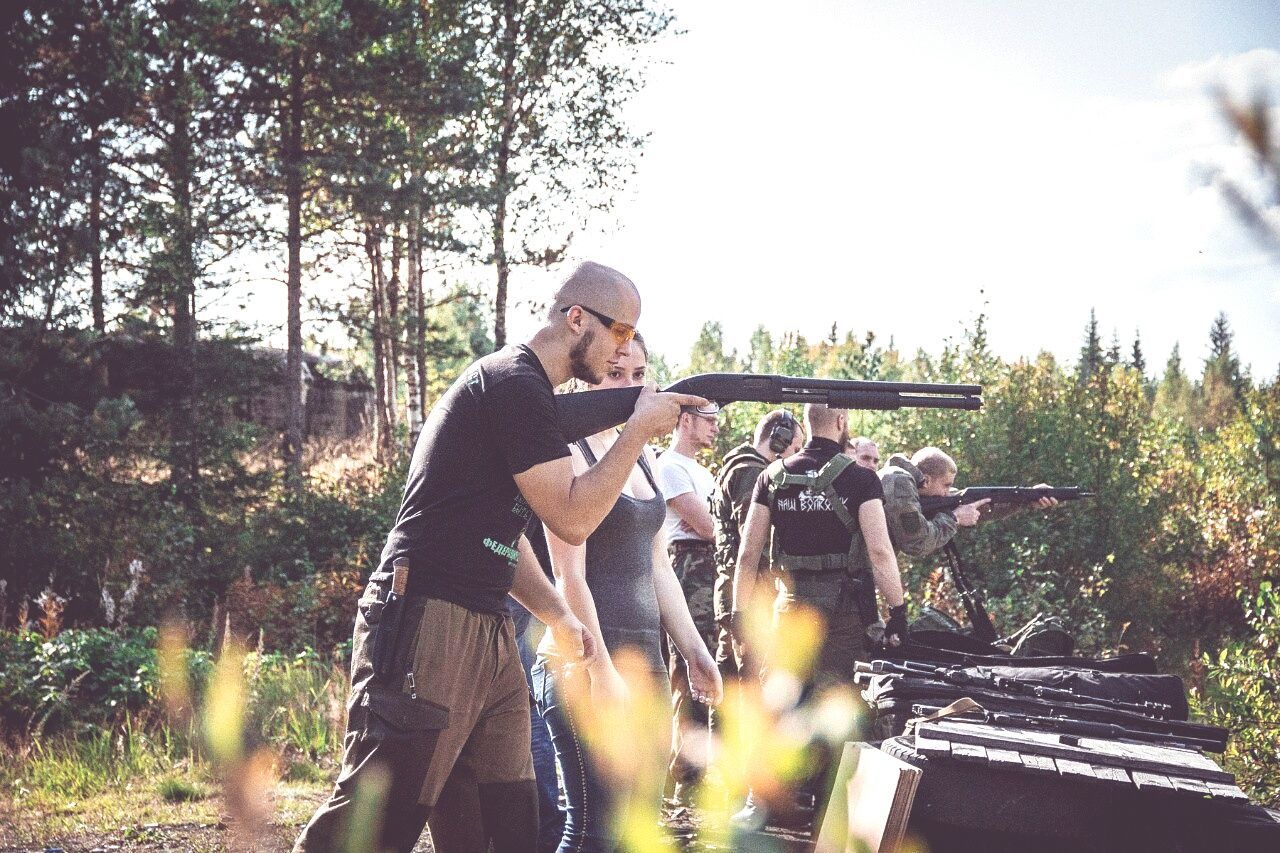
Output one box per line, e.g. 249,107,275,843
562,305,584,336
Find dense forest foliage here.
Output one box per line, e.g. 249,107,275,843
3,0,672,625
3,0,1278,808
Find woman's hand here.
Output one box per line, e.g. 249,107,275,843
589,664,630,706
684,647,724,706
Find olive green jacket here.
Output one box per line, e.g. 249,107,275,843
852,454,959,577
879,454,959,557
711,443,770,622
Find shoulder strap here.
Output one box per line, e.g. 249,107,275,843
637,449,657,492
574,438,598,466
811,454,855,491
815,455,858,533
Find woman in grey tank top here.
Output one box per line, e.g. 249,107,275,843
531,335,722,852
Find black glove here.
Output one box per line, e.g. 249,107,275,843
885,604,909,646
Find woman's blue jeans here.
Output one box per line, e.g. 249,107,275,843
530,658,617,853
507,599,565,852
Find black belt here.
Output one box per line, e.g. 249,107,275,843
670,539,713,550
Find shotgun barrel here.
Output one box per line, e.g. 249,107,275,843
556,373,983,442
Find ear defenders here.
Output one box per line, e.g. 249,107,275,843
767,412,797,455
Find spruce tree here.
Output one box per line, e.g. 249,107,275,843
1130,331,1147,375
1078,309,1103,382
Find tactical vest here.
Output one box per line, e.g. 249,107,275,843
710,447,768,570
764,453,865,573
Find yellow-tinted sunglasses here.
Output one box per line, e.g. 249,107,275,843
560,304,637,347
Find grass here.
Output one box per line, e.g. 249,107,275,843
0,647,349,849
0,726,335,850
157,775,208,802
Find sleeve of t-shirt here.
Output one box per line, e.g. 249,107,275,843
482,374,571,475
752,468,772,506
656,457,695,501
839,466,885,509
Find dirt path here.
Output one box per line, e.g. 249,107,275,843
1,787,809,852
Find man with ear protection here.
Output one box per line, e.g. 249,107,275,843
708,409,805,712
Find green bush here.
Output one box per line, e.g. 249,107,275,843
0,627,159,736
1195,581,1280,807
0,626,215,739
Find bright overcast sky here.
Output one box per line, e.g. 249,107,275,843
502,0,1280,376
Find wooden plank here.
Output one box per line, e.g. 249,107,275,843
950,742,988,763
1020,753,1057,774
985,748,1023,770
1131,772,1176,792
918,721,1235,785
915,733,951,759
1205,782,1251,803
1170,777,1212,798
1090,765,1131,785
1056,759,1097,781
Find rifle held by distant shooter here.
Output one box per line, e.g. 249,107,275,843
918,488,1091,645
556,373,983,442
920,486,1094,518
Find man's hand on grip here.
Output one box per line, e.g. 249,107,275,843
627,384,710,440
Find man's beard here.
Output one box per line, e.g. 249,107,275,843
838,424,850,449
569,328,603,384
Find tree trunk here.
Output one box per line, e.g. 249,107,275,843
492,0,520,350
167,45,199,506
88,126,109,392
367,225,391,463
414,230,428,423
283,52,306,489
386,222,401,439
89,128,105,335
493,196,509,351
405,208,423,443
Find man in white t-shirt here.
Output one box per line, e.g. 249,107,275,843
654,402,720,799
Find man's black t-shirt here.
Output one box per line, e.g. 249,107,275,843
379,345,570,614
752,437,884,555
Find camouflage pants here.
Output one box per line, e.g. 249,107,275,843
667,540,717,788
773,571,871,690
771,571,871,816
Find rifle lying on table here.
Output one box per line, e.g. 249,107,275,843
861,659,1174,718
917,487,1093,644
907,703,1228,753
919,486,1094,517
556,373,983,442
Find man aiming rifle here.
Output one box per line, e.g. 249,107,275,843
847,448,1071,634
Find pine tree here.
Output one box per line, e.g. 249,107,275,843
1154,343,1196,424
1106,331,1122,367
1130,331,1147,375
1077,309,1104,382
1200,312,1245,430
476,0,674,347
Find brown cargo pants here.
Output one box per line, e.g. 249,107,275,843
293,594,536,853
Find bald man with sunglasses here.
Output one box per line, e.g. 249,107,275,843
294,261,708,853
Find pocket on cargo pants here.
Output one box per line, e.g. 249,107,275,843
337,683,450,801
